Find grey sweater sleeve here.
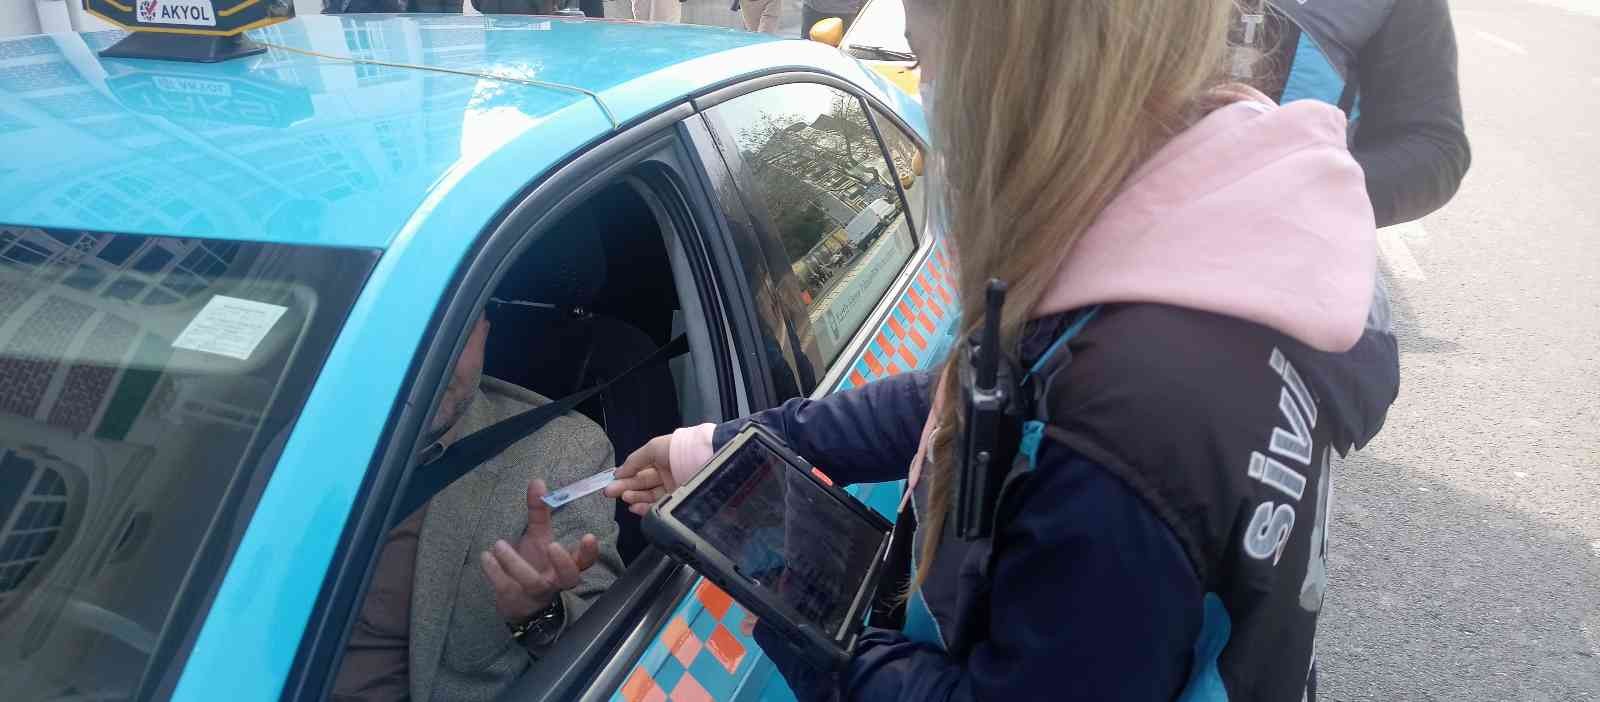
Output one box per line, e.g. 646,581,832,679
1351,0,1471,227
554,421,625,623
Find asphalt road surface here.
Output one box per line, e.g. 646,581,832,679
1315,1,1600,699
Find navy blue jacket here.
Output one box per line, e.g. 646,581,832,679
714,372,1202,700
714,303,1400,701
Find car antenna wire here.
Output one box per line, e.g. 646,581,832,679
251,40,620,128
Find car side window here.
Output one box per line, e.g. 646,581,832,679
706,83,919,377
868,106,927,242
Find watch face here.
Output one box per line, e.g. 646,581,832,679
520,598,564,646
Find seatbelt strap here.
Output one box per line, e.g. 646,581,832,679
395,334,688,518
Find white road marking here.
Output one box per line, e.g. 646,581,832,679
1523,0,1600,18
1583,620,1600,660
1473,29,1529,56
1377,223,1428,281
1513,471,1529,478
1591,540,1600,557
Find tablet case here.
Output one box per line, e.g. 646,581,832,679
642,424,894,671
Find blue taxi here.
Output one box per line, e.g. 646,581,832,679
0,11,955,702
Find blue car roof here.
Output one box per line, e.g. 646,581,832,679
0,15,918,250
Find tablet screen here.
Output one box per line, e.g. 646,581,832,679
671,437,886,636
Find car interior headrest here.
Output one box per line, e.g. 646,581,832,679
495,206,607,310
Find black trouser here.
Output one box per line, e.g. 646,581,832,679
800,6,857,38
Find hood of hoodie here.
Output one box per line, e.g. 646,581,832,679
1035,89,1376,353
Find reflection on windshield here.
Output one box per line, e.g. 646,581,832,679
0,226,373,702
842,0,913,58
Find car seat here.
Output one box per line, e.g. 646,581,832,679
484,204,681,565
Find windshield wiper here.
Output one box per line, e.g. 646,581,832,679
848,44,917,62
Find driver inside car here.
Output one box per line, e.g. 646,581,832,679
334,310,624,702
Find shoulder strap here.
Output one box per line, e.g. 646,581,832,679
395,334,688,518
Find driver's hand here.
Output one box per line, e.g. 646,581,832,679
480,480,599,622
604,434,678,517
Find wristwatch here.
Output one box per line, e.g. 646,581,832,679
508,596,565,649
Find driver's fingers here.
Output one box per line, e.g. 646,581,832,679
629,501,653,517
573,534,600,572
480,550,530,613
481,550,517,594
494,539,554,595
546,541,583,591
523,480,556,548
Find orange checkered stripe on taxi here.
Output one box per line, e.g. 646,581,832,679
840,242,957,390
613,580,765,702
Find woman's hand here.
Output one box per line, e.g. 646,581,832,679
604,434,679,516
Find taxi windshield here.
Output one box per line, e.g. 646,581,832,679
842,0,915,61
0,226,375,701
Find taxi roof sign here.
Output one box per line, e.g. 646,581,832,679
85,0,294,62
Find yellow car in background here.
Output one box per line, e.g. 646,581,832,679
809,0,920,98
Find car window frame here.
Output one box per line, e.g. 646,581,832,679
492,133,752,702
514,79,938,701
678,114,806,411
278,104,739,702
692,72,937,396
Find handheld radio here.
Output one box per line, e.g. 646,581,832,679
956,279,1023,540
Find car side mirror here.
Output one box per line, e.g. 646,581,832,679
809,17,846,47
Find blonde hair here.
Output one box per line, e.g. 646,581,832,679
916,0,1237,587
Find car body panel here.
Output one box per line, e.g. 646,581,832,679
864,61,919,98
0,16,905,248
0,28,599,248
0,14,948,702
837,0,920,98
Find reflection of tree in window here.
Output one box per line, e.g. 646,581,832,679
736,91,892,305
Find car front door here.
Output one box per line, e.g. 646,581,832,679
594,75,957,702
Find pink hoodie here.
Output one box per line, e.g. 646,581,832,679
668,90,1376,483
1038,89,1375,350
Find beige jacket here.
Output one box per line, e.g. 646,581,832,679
409,377,623,702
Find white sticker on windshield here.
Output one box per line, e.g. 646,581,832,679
172,295,288,361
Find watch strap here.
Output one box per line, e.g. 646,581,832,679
509,596,565,649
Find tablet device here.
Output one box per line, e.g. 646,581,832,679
643,424,895,670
